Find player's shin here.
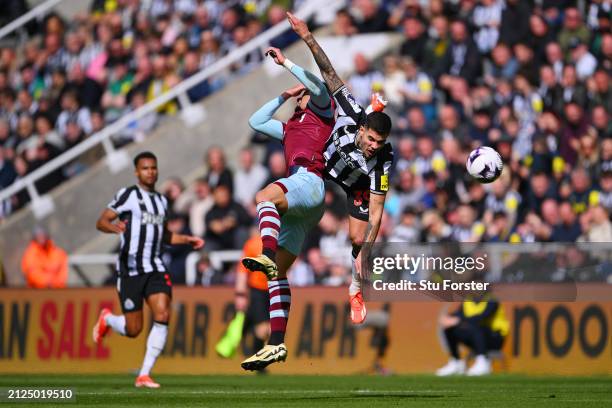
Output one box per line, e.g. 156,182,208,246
257,201,281,260
349,246,361,296
267,279,291,345
139,321,168,376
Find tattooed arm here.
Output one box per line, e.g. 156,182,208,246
364,192,386,245
287,12,344,94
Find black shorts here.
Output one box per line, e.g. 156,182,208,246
246,287,269,326
117,272,172,313
346,188,370,221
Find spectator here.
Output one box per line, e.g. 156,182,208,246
436,295,509,376
0,145,16,189
551,201,582,242
400,57,434,116
352,0,390,33
262,150,286,187
347,53,384,107
579,205,612,242
21,226,68,288
332,8,357,37
234,146,268,210
205,145,233,193
441,20,481,86
558,7,591,57
569,40,597,81
204,184,250,250
472,0,503,54
423,15,450,81
527,14,555,64
399,16,427,64
55,90,92,137
499,0,531,47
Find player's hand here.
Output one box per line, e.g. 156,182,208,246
370,93,388,112
439,315,460,329
113,220,127,234
282,83,306,99
287,12,310,38
187,236,205,250
235,294,247,312
265,47,285,65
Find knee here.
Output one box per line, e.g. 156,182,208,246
255,190,272,204
125,324,142,338
154,310,170,324
350,235,364,248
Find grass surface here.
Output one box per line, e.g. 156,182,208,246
0,374,610,407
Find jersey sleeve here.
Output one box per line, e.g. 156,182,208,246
288,64,332,117
108,187,133,214
332,85,367,126
370,144,394,195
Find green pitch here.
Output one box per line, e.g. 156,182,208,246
0,374,610,407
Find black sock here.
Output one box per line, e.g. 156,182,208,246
268,331,284,346
253,336,264,351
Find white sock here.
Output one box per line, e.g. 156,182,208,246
105,314,126,336
349,255,361,296
139,322,168,376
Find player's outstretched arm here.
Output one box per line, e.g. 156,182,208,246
248,84,305,140
163,228,205,249
287,12,344,94
265,47,331,111
96,208,126,234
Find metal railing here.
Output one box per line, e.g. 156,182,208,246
0,0,65,40
68,249,244,287
0,0,327,219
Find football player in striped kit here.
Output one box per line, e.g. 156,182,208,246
288,12,393,325
93,151,204,388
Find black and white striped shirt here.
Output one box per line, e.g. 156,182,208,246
108,185,168,277
323,86,393,194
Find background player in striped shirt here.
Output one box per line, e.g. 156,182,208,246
240,46,335,370
92,151,204,388
288,12,393,325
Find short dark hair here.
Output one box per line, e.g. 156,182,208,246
133,151,157,167
365,111,392,136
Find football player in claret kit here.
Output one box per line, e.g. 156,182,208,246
92,151,204,388
239,45,336,370
288,12,393,325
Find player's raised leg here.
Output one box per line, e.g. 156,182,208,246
135,292,170,388
241,247,295,371
242,183,288,279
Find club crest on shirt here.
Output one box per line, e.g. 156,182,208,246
142,212,165,225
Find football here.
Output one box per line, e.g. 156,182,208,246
466,146,503,183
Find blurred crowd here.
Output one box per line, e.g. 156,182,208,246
153,0,611,287
0,0,301,219
2,0,611,287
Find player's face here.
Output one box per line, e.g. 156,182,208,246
359,126,387,159
135,158,158,189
